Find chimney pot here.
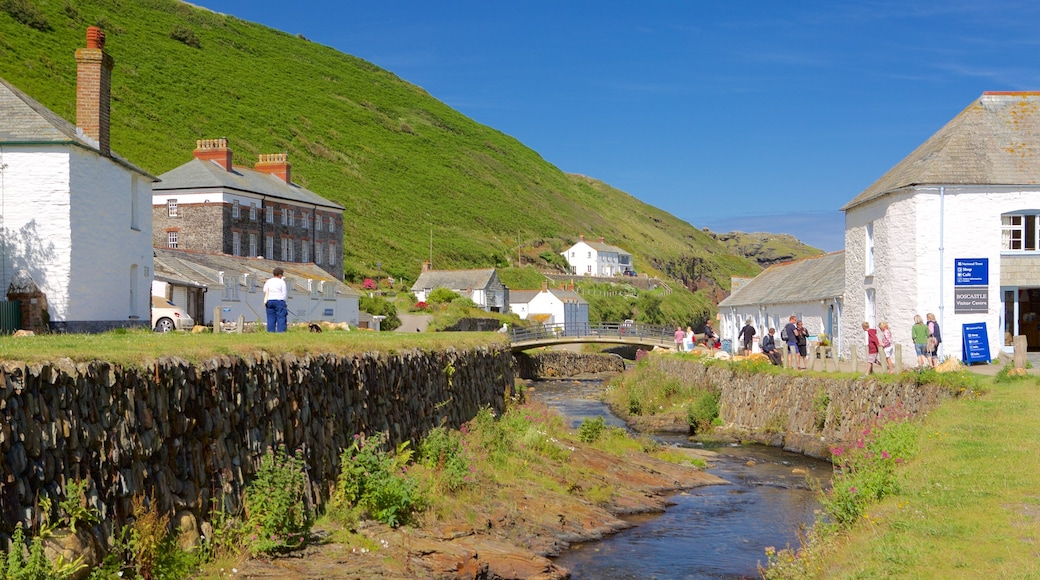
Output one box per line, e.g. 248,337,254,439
85,26,105,49
255,152,291,183
193,138,233,171
75,27,113,157
599,236,605,243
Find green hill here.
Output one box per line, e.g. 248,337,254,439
0,0,762,299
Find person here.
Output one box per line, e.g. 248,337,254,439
263,267,288,332
674,326,686,352
760,327,782,366
684,326,695,352
795,320,808,369
702,321,718,348
783,315,798,368
862,321,881,376
911,315,928,369
738,319,756,354
926,313,942,367
878,321,895,373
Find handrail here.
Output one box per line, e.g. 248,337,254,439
509,322,676,346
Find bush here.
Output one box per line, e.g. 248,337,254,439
1,0,51,31
686,389,720,434
578,416,607,443
243,447,312,555
358,294,401,331
332,433,423,527
169,24,201,48
427,287,460,305
418,426,472,492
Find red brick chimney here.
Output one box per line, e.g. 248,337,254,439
579,234,584,242
75,26,113,157
541,280,548,292
255,153,291,183
193,138,233,171
421,260,430,273
598,236,605,243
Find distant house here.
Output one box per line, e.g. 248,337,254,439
152,138,345,279
561,235,634,276
0,27,155,332
152,248,360,328
842,92,1040,360
508,281,589,332
717,252,845,354
411,263,509,313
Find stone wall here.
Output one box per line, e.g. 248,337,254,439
0,347,513,539
647,357,954,457
513,351,626,379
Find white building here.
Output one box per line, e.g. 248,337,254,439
411,264,509,313
842,92,1040,361
717,252,845,353
508,281,589,333
153,249,360,328
561,235,634,276
0,27,155,332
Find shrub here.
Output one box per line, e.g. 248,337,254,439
578,416,607,443
686,389,720,434
812,389,830,431
332,433,423,527
243,447,312,555
1,0,51,31
358,294,401,330
169,24,201,48
427,287,460,305
418,426,472,492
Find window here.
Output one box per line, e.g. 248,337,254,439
310,280,321,300
288,210,295,227
1003,212,1039,251
232,231,241,256
865,222,875,275
586,265,592,273
221,272,239,301
167,199,178,217
266,205,274,224
328,217,335,233
315,242,323,265
316,214,322,232
587,251,592,259
250,203,257,221
167,231,178,249
249,233,258,258
287,240,295,262
281,208,288,226
281,239,289,261
301,243,309,263
865,288,876,328
328,243,335,265
265,235,274,259
246,274,257,293
301,212,310,230
232,200,240,219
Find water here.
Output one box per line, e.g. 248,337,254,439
525,378,830,579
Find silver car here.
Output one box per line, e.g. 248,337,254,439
151,295,195,332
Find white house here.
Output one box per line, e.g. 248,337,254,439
153,249,360,328
508,281,589,333
411,264,509,313
0,27,155,332
718,252,845,354
561,235,634,276
842,91,1040,361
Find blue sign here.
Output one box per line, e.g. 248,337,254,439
323,308,334,316
961,322,991,364
954,258,988,286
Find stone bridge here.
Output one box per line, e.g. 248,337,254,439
509,322,677,352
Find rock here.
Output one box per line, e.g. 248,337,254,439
12,330,34,337
43,527,101,580
174,510,201,551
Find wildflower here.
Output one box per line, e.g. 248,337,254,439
849,486,858,494
881,450,891,459
831,446,845,457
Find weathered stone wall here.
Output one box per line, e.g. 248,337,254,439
647,357,953,457
513,351,626,379
0,347,513,538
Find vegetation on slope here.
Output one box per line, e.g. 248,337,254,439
0,0,760,303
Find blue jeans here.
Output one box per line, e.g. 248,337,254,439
266,300,287,332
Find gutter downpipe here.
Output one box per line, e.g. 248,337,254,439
938,186,945,360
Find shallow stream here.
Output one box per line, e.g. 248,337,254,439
526,378,831,579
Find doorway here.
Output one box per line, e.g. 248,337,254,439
1004,288,1040,351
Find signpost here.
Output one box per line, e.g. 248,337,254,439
961,322,991,364
954,258,989,314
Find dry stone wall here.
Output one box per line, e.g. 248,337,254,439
0,347,513,539
513,351,626,379
647,358,954,457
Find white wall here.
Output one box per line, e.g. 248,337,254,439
721,302,839,354
201,279,359,328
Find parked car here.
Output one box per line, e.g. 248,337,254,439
151,295,194,332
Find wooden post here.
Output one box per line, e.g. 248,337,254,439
894,344,902,373
213,307,222,333
237,314,245,334
1014,335,1028,369
851,346,859,375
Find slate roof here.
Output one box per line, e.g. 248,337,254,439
0,76,155,179
579,240,630,255
509,288,586,304
718,251,845,307
155,158,343,210
411,269,498,292
843,92,1040,211
153,248,359,296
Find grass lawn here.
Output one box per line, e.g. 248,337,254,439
819,374,1040,578
0,329,507,366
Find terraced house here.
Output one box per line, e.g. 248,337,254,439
151,138,345,279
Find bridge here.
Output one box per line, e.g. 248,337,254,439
508,322,678,352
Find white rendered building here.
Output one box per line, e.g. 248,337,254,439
561,235,634,276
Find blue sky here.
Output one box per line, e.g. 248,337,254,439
194,1,1040,251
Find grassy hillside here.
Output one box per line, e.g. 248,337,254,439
0,0,761,296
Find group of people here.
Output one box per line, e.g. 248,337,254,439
862,313,941,375
673,321,721,352
736,316,809,368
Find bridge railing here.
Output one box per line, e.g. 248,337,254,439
509,322,676,346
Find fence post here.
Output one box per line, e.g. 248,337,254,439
213,307,222,333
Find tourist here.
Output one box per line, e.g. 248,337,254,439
912,315,928,369
760,328,782,366
674,326,685,352
862,321,881,376
783,315,798,368
738,319,756,354
878,321,895,373
263,267,288,332
795,319,808,369
702,320,718,348
926,313,942,368
684,326,695,352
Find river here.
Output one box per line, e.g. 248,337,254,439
525,378,831,579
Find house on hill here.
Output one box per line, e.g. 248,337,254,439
718,252,845,353
842,92,1040,361
411,264,509,312
561,235,634,276
152,249,359,328
152,138,345,279
0,27,155,332
508,281,589,332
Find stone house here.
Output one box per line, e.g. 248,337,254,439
411,264,509,313
717,252,845,354
842,92,1040,360
0,27,155,332
152,139,345,279
152,248,360,328
561,235,634,276
508,281,589,332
